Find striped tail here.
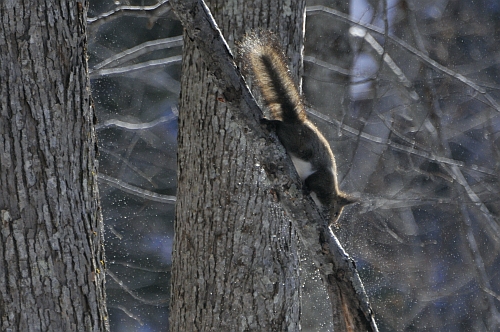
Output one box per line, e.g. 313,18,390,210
239,33,306,124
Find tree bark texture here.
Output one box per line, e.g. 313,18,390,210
0,1,108,331
170,0,305,330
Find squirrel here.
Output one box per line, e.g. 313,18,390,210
239,32,354,226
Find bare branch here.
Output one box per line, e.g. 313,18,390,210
107,270,169,306
92,36,182,71
459,197,500,328
109,261,171,273
450,166,500,243
95,114,177,130
99,147,157,187
88,0,171,33
304,55,351,76
482,287,500,303
89,55,182,78
350,27,419,100
98,173,176,204
108,305,144,326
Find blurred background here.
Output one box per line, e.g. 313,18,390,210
87,0,500,330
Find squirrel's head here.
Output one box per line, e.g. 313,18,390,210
329,195,356,227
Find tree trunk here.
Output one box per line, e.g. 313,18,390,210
0,1,108,331
169,0,305,330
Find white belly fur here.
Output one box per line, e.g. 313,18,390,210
309,192,322,207
290,154,316,181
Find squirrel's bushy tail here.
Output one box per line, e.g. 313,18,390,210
239,33,306,124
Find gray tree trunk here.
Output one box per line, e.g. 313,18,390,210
0,1,108,331
169,0,305,330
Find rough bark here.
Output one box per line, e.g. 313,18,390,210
0,1,108,331
169,0,305,331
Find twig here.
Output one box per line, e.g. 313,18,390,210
95,114,177,130
88,0,171,33
98,173,176,204
89,55,182,78
450,166,500,243
99,147,157,187
109,260,171,273
92,36,182,71
350,27,419,100
303,55,351,76
459,194,500,328
108,305,144,325
107,269,169,306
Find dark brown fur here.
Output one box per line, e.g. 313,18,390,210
239,32,354,225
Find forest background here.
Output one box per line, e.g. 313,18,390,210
87,0,500,331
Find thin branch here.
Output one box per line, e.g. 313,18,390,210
482,287,500,303
108,305,144,326
107,225,124,240
92,36,183,71
304,55,351,76
109,260,171,273
459,196,500,329
88,0,171,32
98,173,176,204
350,27,419,100
107,269,169,306
450,166,500,243
95,114,177,130
99,147,157,188
89,55,182,78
